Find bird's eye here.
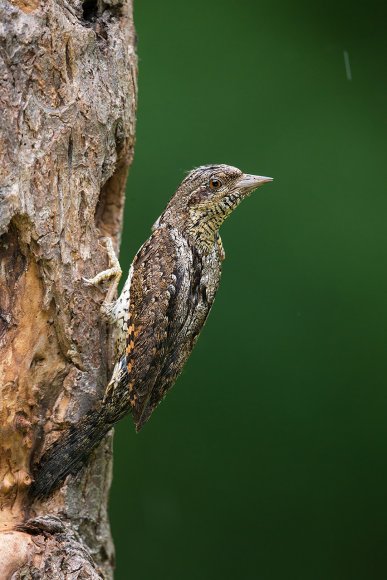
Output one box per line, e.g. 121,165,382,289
209,178,222,190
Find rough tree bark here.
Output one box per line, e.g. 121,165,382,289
0,0,137,577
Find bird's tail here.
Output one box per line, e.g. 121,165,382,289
29,407,112,500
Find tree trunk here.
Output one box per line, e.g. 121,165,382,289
0,0,137,577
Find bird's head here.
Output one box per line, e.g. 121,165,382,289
155,164,273,253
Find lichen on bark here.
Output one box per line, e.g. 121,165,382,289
0,0,137,576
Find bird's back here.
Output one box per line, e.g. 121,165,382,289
113,225,223,429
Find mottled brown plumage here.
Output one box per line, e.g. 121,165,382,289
30,164,272,499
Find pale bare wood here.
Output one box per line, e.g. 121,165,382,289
0,0,137,576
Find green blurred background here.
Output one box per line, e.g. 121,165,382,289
110,0,387,578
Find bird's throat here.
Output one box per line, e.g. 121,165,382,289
187,193,242,254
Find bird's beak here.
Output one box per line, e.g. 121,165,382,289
236,173,273,195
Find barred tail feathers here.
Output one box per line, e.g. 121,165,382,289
29,408,112,500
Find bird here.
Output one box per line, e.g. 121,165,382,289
29,164,272,499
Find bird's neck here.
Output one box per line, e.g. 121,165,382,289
185,196,242,255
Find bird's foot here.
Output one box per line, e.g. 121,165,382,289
83,237,122,317
83,237,122,286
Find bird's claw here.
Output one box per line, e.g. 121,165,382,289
82,275,99,287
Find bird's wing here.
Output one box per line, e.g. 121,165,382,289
124,226,192,427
